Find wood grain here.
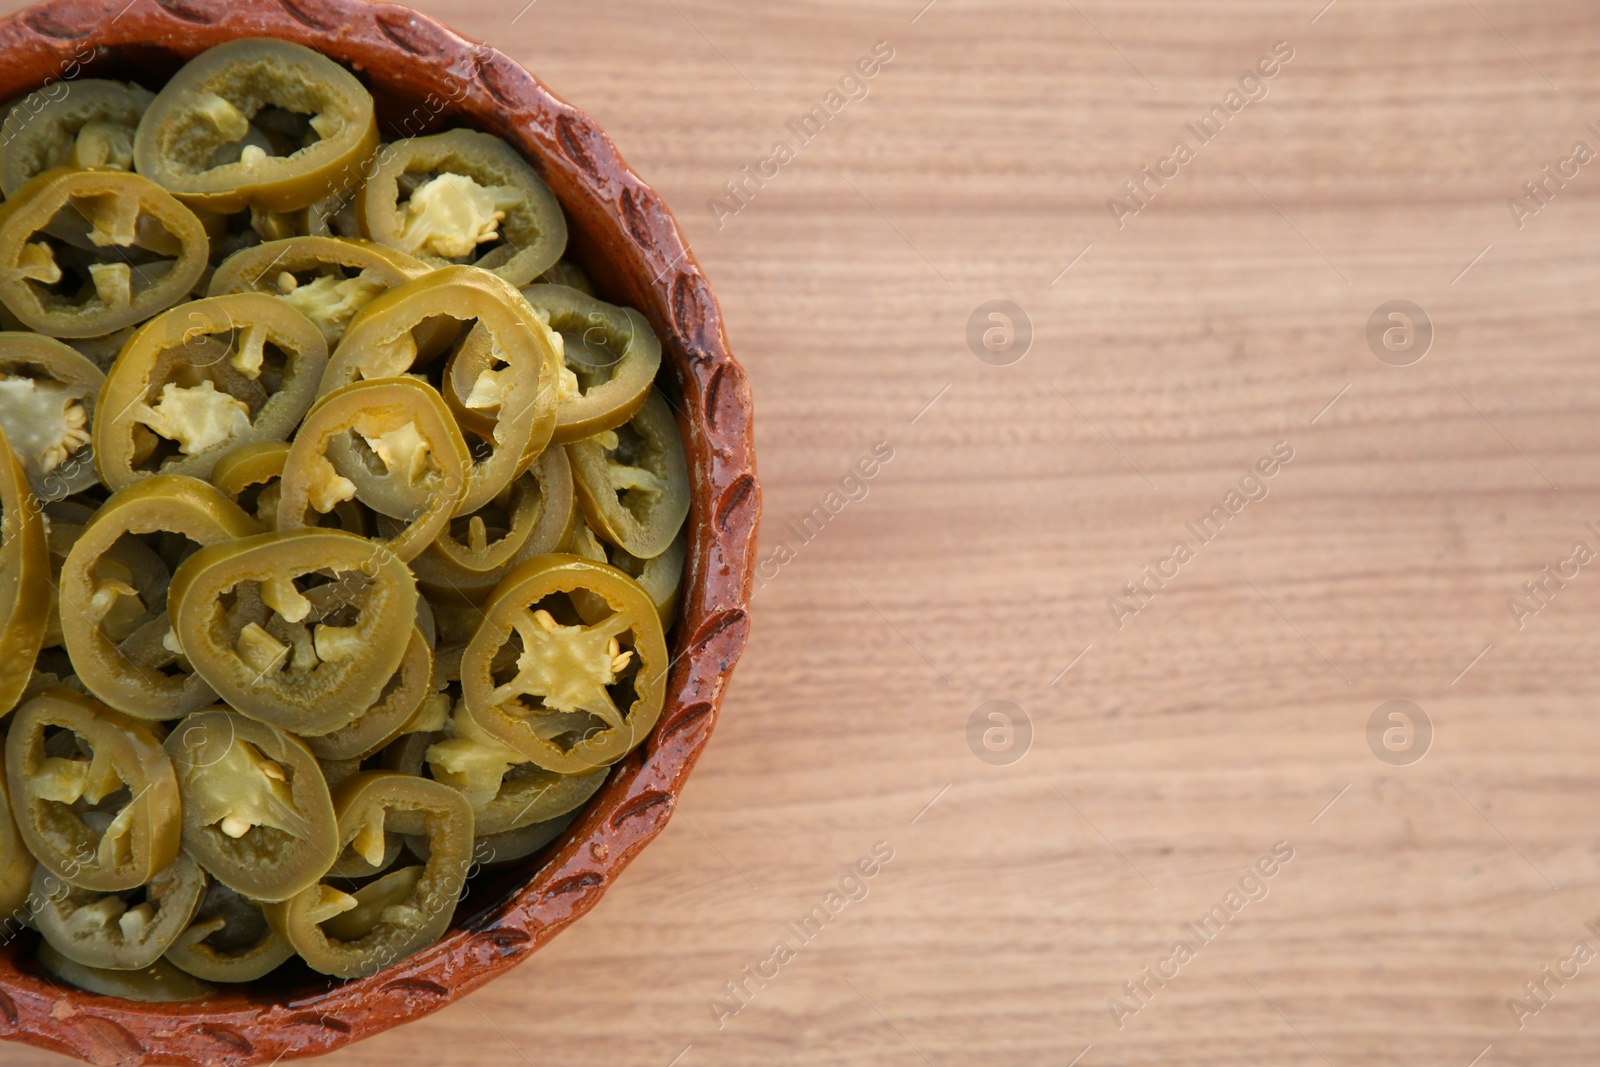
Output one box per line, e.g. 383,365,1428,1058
8,0,1600,1064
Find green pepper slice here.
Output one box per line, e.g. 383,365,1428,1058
30,852,205,970
5,688,181,892
164,709,338,902
133,39,379,214
409,445,574,604
300,626,432,762
0,422,49,716
355,129,566,285
0,333,104,500
0,168,210,338
462,554,667,773
37,940,217,1001
168,528,418,734
94,292,329,490
276,378,469,562
0,80,154,196
322,266,561,515
426,700,606,835
59,475,260,720
517,284,661,444
264,771,472,979
211,439,369,535
567,390,689,560
535,259,593,295
572,519,685,631
0,757,36,920
208,236,432,348
602,525,686,631
164,879,295,983
404,810,579,870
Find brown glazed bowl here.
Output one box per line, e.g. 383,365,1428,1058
0,1,759,1063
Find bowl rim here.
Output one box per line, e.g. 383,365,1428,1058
0,1,761,1063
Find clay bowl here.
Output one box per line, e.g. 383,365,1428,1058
0,1,760,1062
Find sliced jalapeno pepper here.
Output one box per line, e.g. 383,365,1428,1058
94,292,329,490
5,688,181,892
518,285,660,444
0,757,36,919
322,266,560,515
0,80,154,196
30,852,205,970
164,879,295,983
208,236,431,348
276,378,469,562
211,439,368,535
133,39,379,214
462,555,667,773
0,423,49,716
355,129,566,285
264,771,472,979
426,700,606,834
167,528,418,734
571,519,685,630
567,390,689,560
164,709,338,902
0,168,210,338
37,940,216,1001
301,625,432,763
606,529,686,631
535,259,593,295
409,445,574,604
59,475,260,720
404,810,578,870
0,332,104,500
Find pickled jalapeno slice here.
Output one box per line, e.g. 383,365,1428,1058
518,284,661,444
426,700,607,835
94,293,328,491
165,709,338,902
5,688,181,892
211,438,368,535
0,757,37,920
0,423,50,717
408,444,574,603
37,940,217,1001
1,80,155,196
264,771,473,979
208,236,430,348
167,528,418,735
0,168,210,338
59,475,261,720
164,879,295,983
461,554,667,774
133,39,379,214
355,129,567,286
567,390,689,560
300,625,432,763
276,377,469,562
322,265,561,515
601,527,686,631
29,851,205,970
0,332,105,500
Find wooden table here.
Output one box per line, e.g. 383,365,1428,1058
9,0,1600,1063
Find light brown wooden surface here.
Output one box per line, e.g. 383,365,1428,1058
10,0,1600,1064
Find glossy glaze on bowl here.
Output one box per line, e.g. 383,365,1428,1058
0,1,760,1063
